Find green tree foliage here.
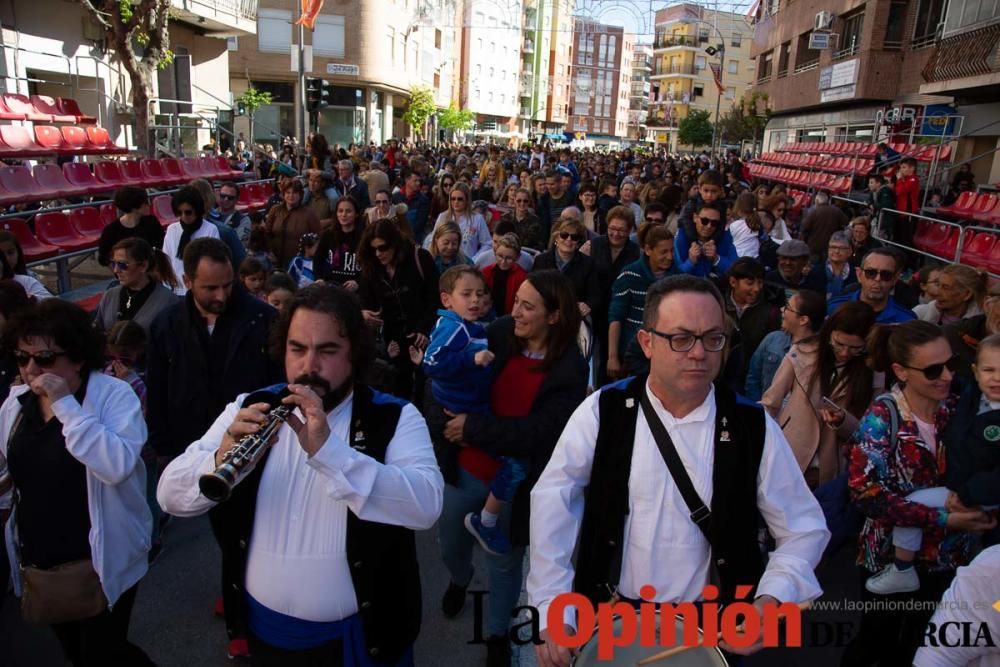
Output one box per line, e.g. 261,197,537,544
718,92,772,145
235,88,273,143
678,110,714,148
402,87,437,137
438,102,475,132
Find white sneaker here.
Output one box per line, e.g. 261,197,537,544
865,563,920,594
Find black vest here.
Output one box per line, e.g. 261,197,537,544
210,384,421,663
573,376,766,606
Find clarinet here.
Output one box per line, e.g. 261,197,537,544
198,387,291,503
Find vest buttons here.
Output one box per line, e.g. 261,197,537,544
361,601,372,610
353,561,363,569
239,539,246,549
608,540,616,547
369,647,381,657
716,558,726,566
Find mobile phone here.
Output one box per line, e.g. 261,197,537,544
821,397,844,412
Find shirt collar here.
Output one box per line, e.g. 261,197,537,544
644,379,715,426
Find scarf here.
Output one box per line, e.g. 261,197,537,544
177,220,201,259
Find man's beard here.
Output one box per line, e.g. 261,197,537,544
196,296,227,315
292,373,352,411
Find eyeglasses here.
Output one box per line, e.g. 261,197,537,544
218,194,237,201
515,198,531,204
862,268,896,282
375,199,391,205
697,217,721,226
372,243,391,254
645,216,665,224
176,208,198,218
781,304,800,315
607,226,629,235
900,354,960,381
110,260,132,271
830,337,867,356
828,245,851,253
450,196,466,202
646,329,727,353
558,232,583,243
14,349,67,368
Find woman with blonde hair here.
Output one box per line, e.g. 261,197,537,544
430,181,492,259
914,264,987,326
428,221,473,273
531,217,598,317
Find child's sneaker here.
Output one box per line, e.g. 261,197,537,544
464,512,511,556
865,563,920,594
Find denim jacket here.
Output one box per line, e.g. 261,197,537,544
744,330,791,401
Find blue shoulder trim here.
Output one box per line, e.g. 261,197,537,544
601,376,637,392
734,392,764,411
260,382,288,395
371,389,410,408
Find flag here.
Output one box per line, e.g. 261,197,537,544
296,0,324,29
709,62,724,94
746,0,762,21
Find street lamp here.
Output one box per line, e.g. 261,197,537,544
677,18,726,156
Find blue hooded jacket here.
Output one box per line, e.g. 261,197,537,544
422,309,492,414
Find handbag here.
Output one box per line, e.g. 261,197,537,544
8,412,107,624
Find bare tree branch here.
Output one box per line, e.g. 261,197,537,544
78,0,113,29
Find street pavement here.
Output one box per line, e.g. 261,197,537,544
2,512,859,667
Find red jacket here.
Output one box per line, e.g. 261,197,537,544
894,175,921,214
482,262,527,317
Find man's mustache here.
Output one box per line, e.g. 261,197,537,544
292,373,332,394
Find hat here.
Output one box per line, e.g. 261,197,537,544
776,239,810,258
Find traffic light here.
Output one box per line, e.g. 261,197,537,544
236,100,246,116
306,77,331,112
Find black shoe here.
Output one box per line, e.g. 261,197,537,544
441,576,470,618
485,635,511,667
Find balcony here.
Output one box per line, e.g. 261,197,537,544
921,22,1000,95
653,35,695,50
523,40,535,54
652,62,697,77
170,0,258,35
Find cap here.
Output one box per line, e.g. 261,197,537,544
776,239,810,258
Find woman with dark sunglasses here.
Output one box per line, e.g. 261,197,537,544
844,320,995,666
530,217,598,320
93,238,178,335
429,175,456,222
0,298,155,666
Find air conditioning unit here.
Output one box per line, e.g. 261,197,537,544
815,11,834,31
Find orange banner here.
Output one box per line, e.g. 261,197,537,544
295,0,324,30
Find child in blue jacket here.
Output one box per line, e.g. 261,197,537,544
412,265,526,555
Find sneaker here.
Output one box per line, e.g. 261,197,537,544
442,574,471,619
227,637,250,659
865,563,920,594
486,635,511,667
214,596,225,617
464,512,511,556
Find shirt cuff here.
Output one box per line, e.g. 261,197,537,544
755,571,818,606
305,431,357,477
49,393,81,423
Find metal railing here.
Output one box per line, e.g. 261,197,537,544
832,43,861,60
654,63,697,76
793,60,820,73
653,36,694,49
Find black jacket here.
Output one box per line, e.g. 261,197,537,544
945,380,1000,507
146,288,282,457
531,249,600,311
724,286,783,382
445,316,589,545
357,245,440,346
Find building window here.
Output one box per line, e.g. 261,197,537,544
725,87,735,99
257,9,291,54
942,0,998,36
836,10,865,58
693,83,704,97
795,32,820,70
435,29,442,49
777,41,791,76
598,35,607,66
698,27,710,43
313,15,345,58
226,37,238,51
884,2,908,48
728,59,738,74
730,33,742,48
608,35,617,64
695,56,706,70
913,0,946,44
758,50,774,81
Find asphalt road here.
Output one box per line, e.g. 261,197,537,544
2,513,860,667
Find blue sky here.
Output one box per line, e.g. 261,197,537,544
574,0,756,42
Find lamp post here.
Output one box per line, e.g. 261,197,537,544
678,18,725,156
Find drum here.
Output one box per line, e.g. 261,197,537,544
573,613,728,666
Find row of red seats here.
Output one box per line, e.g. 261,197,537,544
756,153,876,175
935,191,1000,224
0,124,125,158
777,141,951,162
913,221,999,272
0,156,245,206
747,163,853,193
0,94,95,124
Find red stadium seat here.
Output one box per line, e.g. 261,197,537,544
33,163,90,199
913,220,935,250
59,126,90,153
69,207,105,242
916,222,950,251
972,197,1000,224
214,155,244,179
152,194,177,228
94,160,129,189
119,160,152,187
56,98,97,124
0,218,61,261
62,162,107,195
85,126,127,154
161,158,186,184
0,166,46,202
2,93,50,122
248,182,271,208
180,157,206,179
0,95,24,121
0,125,40,158
141,158,179,187
34,125,70,153
961,230,998,270
956,193,997,220
30,95,77,123
34,211,94,252
100,203,118,227
931,227,961,260
198,156,226,179
235,185,254,213
936,191,977,217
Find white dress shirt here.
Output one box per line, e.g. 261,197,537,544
162,219,221,295
528,381,829,630
157,391,443,622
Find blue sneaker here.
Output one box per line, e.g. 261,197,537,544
464,512,511,556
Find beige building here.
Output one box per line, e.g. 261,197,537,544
649,3,756,151
568,17,634,143
230,0,460,147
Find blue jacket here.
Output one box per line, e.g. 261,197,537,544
744,330,791,401
674,224,738,277
209,220,247,269
827,290,916,324
422,309,492,414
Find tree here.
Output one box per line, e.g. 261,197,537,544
402,87,436,139
678,109,713,148
438,102,475,133
235,87,273,144
80,0,175,154
718,92,772,147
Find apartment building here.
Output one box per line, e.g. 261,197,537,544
629,43,653,142
0,0,254,152
460,0,522,138
231,0,460,147
649,3,756,151
568,17,633,144
515,0,574,139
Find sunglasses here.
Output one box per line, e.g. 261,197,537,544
450,196,466,202
698,217,721,226
900,354,960,381
218,194,237,200
14,349,67,368
176,209,198,217
862,268,896,282
645,216,665,223
558,232,583,242
110,260,132,271
372,243,391,254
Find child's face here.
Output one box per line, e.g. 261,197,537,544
868,178,880,192
974,348,1000,403
437,233,460,258
899,163,915,177
442,274,487,322
699,183,723,203
304,241,319,258
266,288,294,313
243,272,266,293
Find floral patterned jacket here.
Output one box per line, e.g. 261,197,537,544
848,386,972,573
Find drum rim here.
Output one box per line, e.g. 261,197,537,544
573,612,728,663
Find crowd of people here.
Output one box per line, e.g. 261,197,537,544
0,136,998,667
